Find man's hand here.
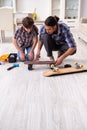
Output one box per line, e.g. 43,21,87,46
55,56,63,65
35,51,40,60
35,41,43,60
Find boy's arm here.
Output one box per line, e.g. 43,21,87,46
13,38,22,53
28,35,38,60
30,35,38,53
13,38,25,61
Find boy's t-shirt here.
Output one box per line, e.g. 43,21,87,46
14,25,38,48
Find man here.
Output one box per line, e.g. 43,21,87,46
13,16,38,69
36,16,76,65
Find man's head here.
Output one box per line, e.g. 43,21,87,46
22,17,34,32
44,16,58,34
54,15,60,22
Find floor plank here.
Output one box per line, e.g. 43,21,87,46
0,30,87,130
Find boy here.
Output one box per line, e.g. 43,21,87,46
13,16,38,69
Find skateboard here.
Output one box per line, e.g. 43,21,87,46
24,60,56,65
24,60,56,70
43,63,87,77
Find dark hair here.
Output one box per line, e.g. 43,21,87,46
22,17,34,28
54,15,60,22
45,16,57,26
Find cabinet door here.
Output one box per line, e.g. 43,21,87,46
51,0,60,17
64,0,79,19
0,0,13,7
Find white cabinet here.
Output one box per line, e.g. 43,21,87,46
51,0,63,19
0,0,16,10
63,0,81,28
12,0,21,13
51,0,81,27
0,0,16,12
12,0,16,12
51,0,60,16
64,0,79,19
0,0,13,7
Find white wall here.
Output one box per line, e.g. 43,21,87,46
16,0,51,20
15,0,87,20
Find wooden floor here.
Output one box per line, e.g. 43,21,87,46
0,30,87,130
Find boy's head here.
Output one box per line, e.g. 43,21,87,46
22,17,34,32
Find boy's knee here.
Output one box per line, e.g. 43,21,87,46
26,55,34,61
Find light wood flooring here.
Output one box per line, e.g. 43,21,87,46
0,30,87,130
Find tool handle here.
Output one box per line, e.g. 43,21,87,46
7,66,15,70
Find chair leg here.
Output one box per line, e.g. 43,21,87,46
0,30,5,43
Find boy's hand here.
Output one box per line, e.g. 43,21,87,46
28,51,34,60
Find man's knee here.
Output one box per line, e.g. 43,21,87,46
71,49,77,55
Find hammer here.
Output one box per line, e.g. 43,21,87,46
7,63,19,70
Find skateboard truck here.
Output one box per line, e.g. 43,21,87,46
74,62,83,69
50,64,72,72
50,64,59,72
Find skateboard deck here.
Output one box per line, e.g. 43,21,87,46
43,67,87,77
24,60,56,65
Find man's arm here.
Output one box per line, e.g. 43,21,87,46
35,40,43,59
55,24,77,65
35,25,45,59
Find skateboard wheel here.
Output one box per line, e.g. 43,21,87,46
74,62,80,68
74,62,78,65
50,64,54,69
50,64,59,72
28,64,33,70
80,64,83,68
55,68,59,72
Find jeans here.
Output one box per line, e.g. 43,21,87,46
18,46,34,61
